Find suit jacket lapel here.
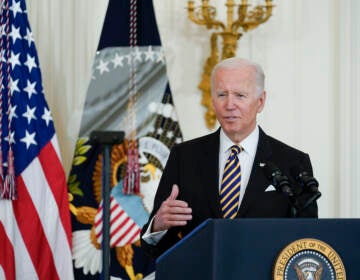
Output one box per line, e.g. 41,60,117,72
237,127,272,217
199,129,223,218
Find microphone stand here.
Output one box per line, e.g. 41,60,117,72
263,162,299,218
297,191,321,215
277,179,299,218
292,170,321,215
289,196,298,218
90,131,124,280
265,173,299,217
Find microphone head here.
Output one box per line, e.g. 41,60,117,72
277,180,294,197
263,162,294,196
290,165,319,193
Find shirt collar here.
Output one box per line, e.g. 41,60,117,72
220,126,259,158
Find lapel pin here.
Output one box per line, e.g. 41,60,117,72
259,162,266,167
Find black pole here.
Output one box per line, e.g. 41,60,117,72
90,131,124,280
101,145,111,280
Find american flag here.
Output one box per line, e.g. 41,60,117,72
0,0,73,279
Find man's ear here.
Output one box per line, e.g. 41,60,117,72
257,91,266,113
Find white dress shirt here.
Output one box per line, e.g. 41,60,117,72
218,125,259,208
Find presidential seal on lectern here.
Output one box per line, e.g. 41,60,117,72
273,238,346,280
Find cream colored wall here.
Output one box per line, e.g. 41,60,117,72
26,0,107,176
26,0,360,218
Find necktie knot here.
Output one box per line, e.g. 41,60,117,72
229,145,242,157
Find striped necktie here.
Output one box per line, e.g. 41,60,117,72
220,145,243,219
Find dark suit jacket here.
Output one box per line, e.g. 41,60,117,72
141,127,318,258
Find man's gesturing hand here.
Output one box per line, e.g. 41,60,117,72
152,184,192,232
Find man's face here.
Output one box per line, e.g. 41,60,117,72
212,66,266,143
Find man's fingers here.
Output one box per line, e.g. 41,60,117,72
165,206,192,215
153,184,192,232
159,214,193,229
156,219,188,230
163,199,189,208
167,214,192,221
166,220,189,227
168,184,179,201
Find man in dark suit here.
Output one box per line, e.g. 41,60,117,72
140,57,318,258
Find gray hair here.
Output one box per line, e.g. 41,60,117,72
210,57,265,96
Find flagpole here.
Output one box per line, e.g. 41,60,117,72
90,131,125,280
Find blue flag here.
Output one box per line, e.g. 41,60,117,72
69,1,182,279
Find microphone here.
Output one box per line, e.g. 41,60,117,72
290,165,321,212
263,162,294,196
263,162,299,217
290,166,320,192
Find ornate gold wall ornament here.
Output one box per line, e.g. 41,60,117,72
187,0,274,128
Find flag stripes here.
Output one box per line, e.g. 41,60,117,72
0,201,39,280
94,196,142,247
0,223,15,280
0,140,73,279
15,176,60,280
38,139,72,245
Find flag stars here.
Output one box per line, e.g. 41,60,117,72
10,78,20,95
93,47,168,78
144,46,155,62
24,28,35,47
9,105,18,120
24,80,37,98
166,131,174,139
10,25,22,43
42,108,52,126
96,59,110,75
9,51,21,69
10,0,22,18
24,54,37,73
22,105,37,124
20,130,37,149
132,47,142,62
5,131,16,144
112,53,124,68
156,48,165,64
175,137,182,144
